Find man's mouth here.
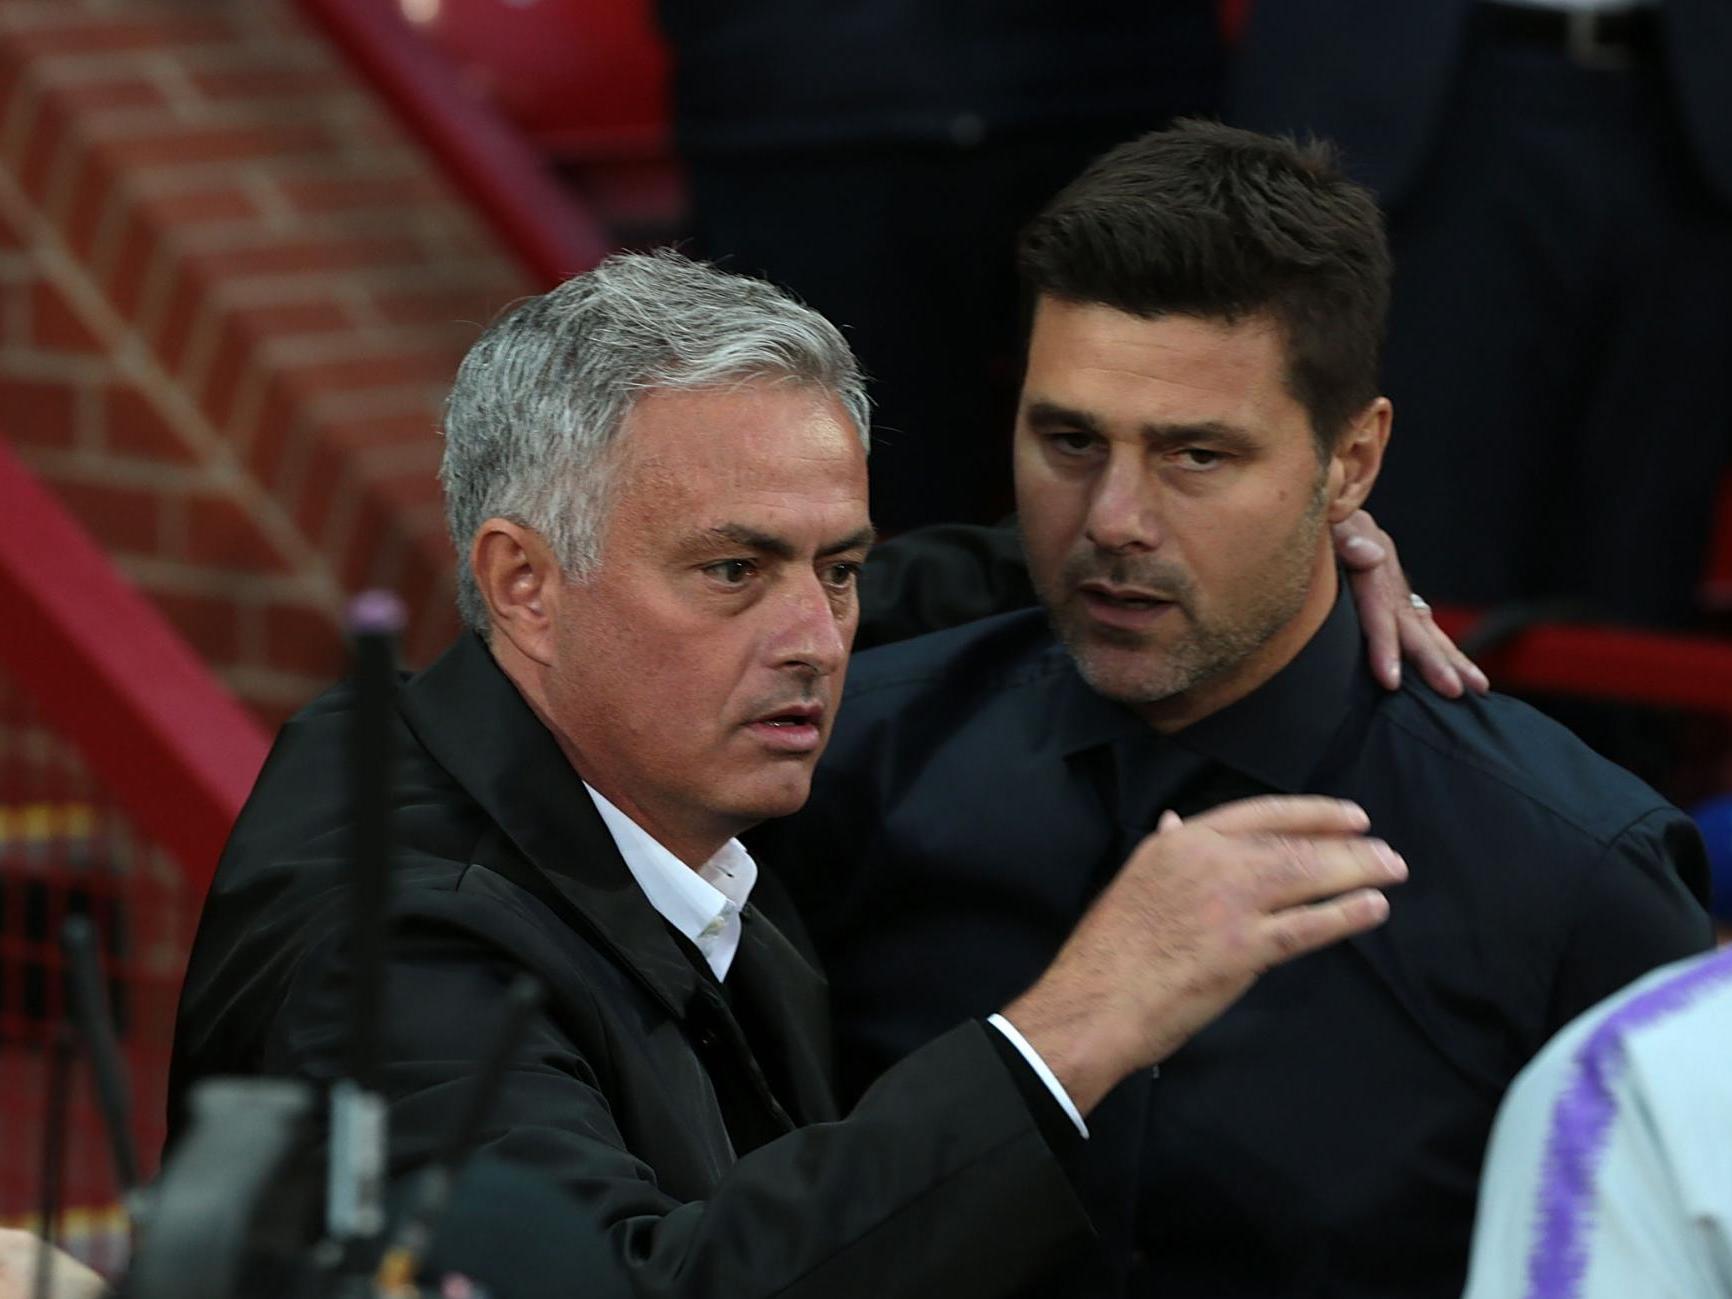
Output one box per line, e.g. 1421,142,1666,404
1076,581,1178,627
746,704,824,752
1079,579,1176,605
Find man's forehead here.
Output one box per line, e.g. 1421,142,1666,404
603,385,869,550
675,520,877,560
1028,296,1286,358
615,384,859,471
1023,299,1301,425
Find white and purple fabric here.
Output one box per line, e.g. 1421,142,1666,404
1464,947,1732,1299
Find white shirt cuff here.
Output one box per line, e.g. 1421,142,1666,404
986,1013,1089,1139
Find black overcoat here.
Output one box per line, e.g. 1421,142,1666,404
170,632,1090,1298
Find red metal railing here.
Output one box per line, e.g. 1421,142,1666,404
1433,606,1732,721
294,0,610,288
0,442,268,898
0,437,268,1257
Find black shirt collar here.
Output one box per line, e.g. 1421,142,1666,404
1051,581,1363,794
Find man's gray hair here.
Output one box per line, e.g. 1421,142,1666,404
441,249,871,631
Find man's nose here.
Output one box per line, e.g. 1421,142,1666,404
772,574,849,675
1084,454,1163,554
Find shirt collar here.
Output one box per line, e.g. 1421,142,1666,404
1048,646,1151,757
1169,583,1362,792
1051,580,1363,793
582,782,758,970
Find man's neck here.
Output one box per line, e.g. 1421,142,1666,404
1135,557,1340,735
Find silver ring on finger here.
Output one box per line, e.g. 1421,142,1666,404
1408,593,1431,615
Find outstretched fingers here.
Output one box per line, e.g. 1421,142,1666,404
1259,888,1391,966
1253,834,1407,911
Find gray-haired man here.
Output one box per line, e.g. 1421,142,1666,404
169,251,1405,1299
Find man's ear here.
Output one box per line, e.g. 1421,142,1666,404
471,518,562,666
1324,397,1393,524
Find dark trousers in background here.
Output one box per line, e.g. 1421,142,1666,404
1371,30,1732,625
688,122,1155,534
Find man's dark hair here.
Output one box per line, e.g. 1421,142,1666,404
1018,119,1391,449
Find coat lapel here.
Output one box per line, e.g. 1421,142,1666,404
398,634,843,1140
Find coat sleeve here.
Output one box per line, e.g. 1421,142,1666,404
856,521,1033,650
1545,806,1713,1033
263,894,1093,1299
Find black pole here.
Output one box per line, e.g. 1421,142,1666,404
61,915,140,1197
324,590,406,1261
345,591,404,1092
33,1025,74,1299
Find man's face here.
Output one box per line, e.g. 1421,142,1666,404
1014,298,1341,730
541,381,871,861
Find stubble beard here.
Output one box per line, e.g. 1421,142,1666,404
1032,486,1330,709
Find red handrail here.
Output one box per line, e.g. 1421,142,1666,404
0,440,269,895
1434,605,1732,719
294,0,609,289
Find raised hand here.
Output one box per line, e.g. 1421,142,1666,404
1003,796,1406,1115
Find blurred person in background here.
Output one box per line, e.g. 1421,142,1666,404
1684,792,1732,942
1229,0,1732,626
656,0,1225,534
1462,943,1732,1298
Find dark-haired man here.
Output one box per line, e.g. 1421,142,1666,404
757,122,1713,1298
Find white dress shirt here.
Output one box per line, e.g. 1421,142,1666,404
584,782,755,980
582,782,1087,1137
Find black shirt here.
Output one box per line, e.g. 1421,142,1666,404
755,590,1711,1299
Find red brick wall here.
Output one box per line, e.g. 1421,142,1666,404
0,0,531,729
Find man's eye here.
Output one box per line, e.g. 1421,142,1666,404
822,561,862,590
1047,430,1098,455
705,559,756,585
1175,448,1227,470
